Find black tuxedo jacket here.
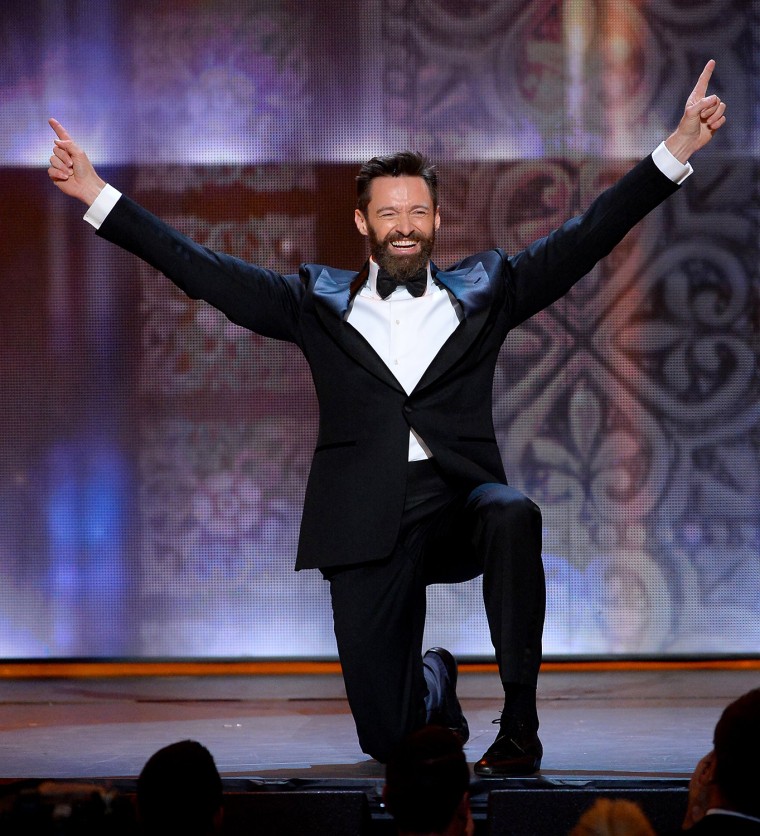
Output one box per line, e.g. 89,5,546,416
97,155,679,570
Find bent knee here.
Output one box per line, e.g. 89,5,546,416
469,483,542,525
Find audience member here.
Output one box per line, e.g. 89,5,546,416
0,780,136,834
569,797,655,836
383,724,473,836
137,739,223,835
677,687,760,833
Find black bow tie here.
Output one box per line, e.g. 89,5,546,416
376,267,428,300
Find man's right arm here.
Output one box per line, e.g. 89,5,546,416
47,118,305,345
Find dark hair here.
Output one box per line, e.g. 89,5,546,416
356,151,438,213
713,688,760,817
137,740,223,836
384,726,469,833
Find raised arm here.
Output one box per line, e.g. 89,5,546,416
46,118,306,345
502,59,727,327
47,118,106,206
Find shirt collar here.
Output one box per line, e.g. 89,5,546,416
706,809,760,823
367,258,433,299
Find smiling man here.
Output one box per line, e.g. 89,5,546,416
355,159,440,283
47,61,725,775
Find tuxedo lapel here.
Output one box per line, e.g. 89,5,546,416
434,261,492,317
312,260,495,395
414,261,493,391
312,266,405,393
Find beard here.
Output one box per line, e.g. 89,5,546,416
367,223,436,282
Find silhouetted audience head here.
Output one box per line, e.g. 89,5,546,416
682,687,760,831
137,740,223,835
569,798,655,836
712,687,760,818
384,725,472,836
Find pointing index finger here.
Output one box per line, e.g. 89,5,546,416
692,59,716,101
48,117,72,142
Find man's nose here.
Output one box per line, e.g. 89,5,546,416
394,216,416,234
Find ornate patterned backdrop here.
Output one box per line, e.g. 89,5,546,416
0,0,758,658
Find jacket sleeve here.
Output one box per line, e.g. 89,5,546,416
501,154,680,327
97,194,306,345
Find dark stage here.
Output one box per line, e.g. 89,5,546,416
1,666,757,833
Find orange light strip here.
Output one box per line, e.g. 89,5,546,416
1,658,758,679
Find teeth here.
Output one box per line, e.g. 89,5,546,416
391,241,416,248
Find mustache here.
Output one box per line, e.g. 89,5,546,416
384,230,425,243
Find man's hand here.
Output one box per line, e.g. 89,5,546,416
665,60,726,164
47,118,107,206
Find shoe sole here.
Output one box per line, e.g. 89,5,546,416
473,758,542,777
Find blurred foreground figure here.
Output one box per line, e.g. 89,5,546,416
137,740,223,836
569,798,655,836
384,725,473,836
0,780,136,835
675,688,760,834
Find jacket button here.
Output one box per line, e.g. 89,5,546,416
403,405,412,413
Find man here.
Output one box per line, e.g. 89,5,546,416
384,725,474,836
47,61,725,775
676,688,760,834
137,739,224,835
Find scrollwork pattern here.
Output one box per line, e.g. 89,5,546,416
433,144,758,654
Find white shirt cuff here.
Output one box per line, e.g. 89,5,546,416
652,141,693,185
84,183,122,229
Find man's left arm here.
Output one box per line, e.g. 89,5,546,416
504,60,726,327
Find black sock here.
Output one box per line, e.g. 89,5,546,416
501,683,538,732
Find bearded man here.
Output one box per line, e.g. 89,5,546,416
47,61,726,775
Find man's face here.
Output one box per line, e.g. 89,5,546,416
354,175,440,281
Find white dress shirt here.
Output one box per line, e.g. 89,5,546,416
347,260,462,460
84,143,692,461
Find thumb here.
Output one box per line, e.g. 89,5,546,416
687,95,718,116
54,137,89,167
54,138,78,154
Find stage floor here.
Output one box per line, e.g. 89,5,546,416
0,668,756,783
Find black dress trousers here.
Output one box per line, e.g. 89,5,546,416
325,460,545,762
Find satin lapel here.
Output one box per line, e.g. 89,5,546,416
313,267,405,393
414,261,494,392
435,261,493,317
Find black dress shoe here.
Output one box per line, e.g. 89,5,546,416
474,724,542,777
422,647,470,745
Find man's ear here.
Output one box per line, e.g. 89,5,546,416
696,750,717,786
435,206,441,231
355,209,369,236
683,751,718,830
